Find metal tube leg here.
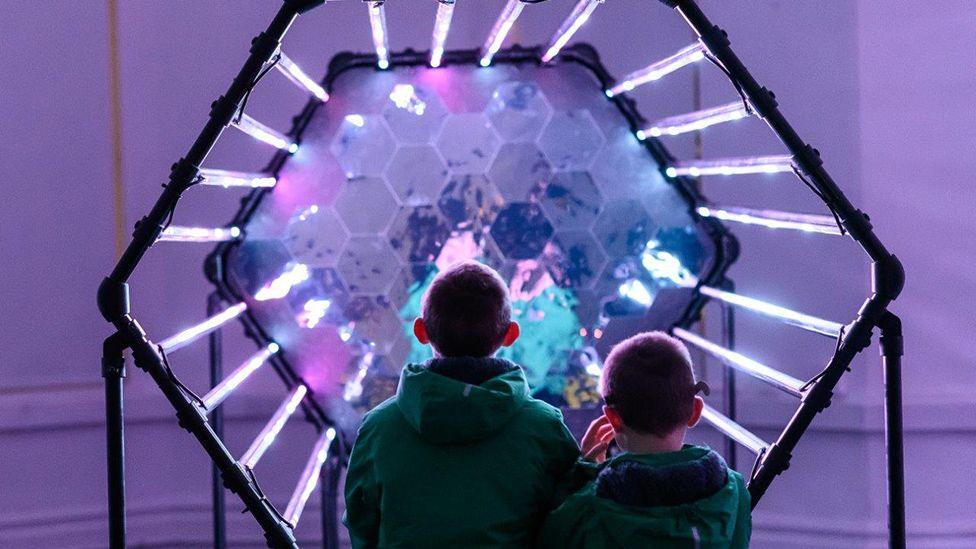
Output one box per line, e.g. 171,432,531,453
321,452,343,549
720,294,738,470
208,293,227,549
879,313,906,549
103,333,127,549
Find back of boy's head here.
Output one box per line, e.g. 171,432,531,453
421,261,512,357
601,331,703,437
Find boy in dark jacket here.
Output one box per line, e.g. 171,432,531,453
343,261,580,548
539,331,751,548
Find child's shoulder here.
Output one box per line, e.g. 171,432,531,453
518,396,569,427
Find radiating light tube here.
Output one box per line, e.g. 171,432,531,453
274,51,329,102
157,225,241,243
429,1,456,68
701,404,769,456
639,101,750,139
697,205,843,235
479,0,525,67
367,2,391,70
198,168,276,189
202,343,279,410
674,328,805,397
606,43,705,97
285,428,337,527
698,286,843,337
232,113,299,153
666,155,794,177
541,0,602,64
159,303,247,353
241,385,307,469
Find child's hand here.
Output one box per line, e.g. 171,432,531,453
580,414,614,463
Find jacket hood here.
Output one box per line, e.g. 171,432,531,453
589,447,742,544
396,357,529,445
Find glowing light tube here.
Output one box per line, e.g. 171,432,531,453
202,344,279,410
698,286,843,337
479,0,525,67
241,385,308,469
274,51,328,101
606,43,705,97
429,0,456,68
666,155,794,177
674,328,805,397
157,225,241,243
285,428,337,527
159,303,247,353
639,101,750,139
541,0,602,64
697,205,843,236
198,168,276,189
367,2,390,70
701,404,769,456
232,113,299,153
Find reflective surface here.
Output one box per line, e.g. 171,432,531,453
228,61,716,431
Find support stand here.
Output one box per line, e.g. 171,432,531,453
878,312,906,549
103,332,128,549
208,292,228,549
321,447,343,549
719,279,737,470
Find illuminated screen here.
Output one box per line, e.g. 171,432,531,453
225,53,725,433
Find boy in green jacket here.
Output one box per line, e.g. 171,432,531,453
343,261,580,548
539,331,751,548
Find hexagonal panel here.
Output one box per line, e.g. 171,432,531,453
388,205,451,264
283,205,349,268
435,113,500,174
286,267,351,329
593,200,658,258
485,81,552,142
383,83,449,144
334,177,400,235
437,173,504,234
490,202,554,260
344,295,403,355
384,146,448,206
543,231,608,290
539,171,602,230
337,236,402,295
538,109,605,170
488,143,552,202
330,114,396,178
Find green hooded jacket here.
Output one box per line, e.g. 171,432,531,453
343,357,580,549
538,446,751,549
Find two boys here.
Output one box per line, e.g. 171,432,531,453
344,261,750,548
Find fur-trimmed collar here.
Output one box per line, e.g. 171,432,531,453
595,449,728,507
424,356,518,386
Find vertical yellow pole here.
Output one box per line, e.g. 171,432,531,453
107,0,125,258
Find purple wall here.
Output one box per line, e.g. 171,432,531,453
1,1,972,546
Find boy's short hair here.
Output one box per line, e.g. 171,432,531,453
601,331,703,437
422,261,512,357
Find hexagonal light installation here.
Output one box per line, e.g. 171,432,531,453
217,47,732,433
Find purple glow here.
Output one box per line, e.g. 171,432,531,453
275,51,328,102
285,428,336,526
240,385,307,469
198,168,276,189
673,328,805,397
232,113,298,153
699,286,843,337
429,1,456,68
697,205,843,235
640,101,750,139
201,343,279,410
479,0,525,67
158,303,247,353
606,43,705,97
157,225,240,243
367,2,390,70
254,263,310,302
667,155,794,177
541,0,602,64
700,404,769,455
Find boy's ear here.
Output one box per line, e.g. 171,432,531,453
500,321,520,347
687,396,704,427
413,318,430,345
603,405,624,432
